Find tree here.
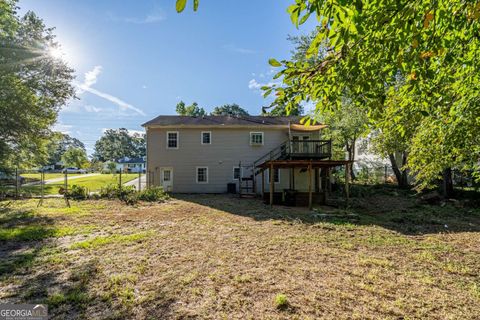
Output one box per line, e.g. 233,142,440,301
61,147,88,169
46,133,86,165
0,1,75,169
93,128,145,162
176,101,206,116
106,161,117,174
211,104,249,116
321,98,368,180
262,0,480,192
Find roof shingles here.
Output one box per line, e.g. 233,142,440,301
142,115,303,127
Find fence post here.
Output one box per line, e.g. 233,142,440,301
15,167,19,199
138,171,141,192
119,170,122,190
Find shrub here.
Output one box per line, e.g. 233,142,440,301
274,294,289,309
65,185,88,200
137,187,170,202
99,184,135,200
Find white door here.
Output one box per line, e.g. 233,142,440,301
160,167,173,192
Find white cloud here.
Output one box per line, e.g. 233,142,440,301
62,104,102,114
84,65,102,88
248,78,279,91
75,66,146,116
53,123,73,134
223,44,255,54
108,8,165,24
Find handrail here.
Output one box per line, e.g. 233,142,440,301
253,139,332,168
253,140,288,168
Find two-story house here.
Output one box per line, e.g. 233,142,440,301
142,115,350,208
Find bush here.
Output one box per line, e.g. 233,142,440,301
65,185,88,200
137,187,170,202
99,184,136,200
274,293,289,309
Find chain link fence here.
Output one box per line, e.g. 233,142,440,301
0,168,145,204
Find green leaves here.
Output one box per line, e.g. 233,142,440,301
268,58,282,67
270,0,480,189
176,0,199,12
176,0,187,13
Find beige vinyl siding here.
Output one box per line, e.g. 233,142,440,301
147,128,288,193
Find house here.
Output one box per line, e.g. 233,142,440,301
142,115,351,208
116,157,146,173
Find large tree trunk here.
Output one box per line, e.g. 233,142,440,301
442,167,454,198
389,152,409,188
346,139,356,181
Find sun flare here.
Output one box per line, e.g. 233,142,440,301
48,46,63,59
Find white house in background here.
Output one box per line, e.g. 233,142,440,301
353,137,389,171
115,157,146,173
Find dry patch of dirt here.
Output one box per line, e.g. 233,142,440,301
0,195,479,319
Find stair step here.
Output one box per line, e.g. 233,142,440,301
240,192,257,198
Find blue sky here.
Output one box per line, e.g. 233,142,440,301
19,0,316,155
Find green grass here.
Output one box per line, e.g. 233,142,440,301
6,174,139,195
1,193,479,319
70,232,152,250
0,225,94,241
21,173,76,180
49,174,138,192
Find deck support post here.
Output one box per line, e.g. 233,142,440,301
269,163,274,207
308,163,313,210
261,169,265,199
345,163,350,205
252,164,256,194
328,167,332,193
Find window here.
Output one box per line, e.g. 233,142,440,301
233,167,241,180
250,132,264,145
267,168,280,183
167,131,178,149
201,131,211,144
196,167,208,183
163,170,171,181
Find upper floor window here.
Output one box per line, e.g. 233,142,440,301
201,131,211,144
167,131,178,149
250,132,264,146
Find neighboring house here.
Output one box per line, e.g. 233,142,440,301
41,161,64,171
353,136,389,171
115,157,146,173
142,115,350,207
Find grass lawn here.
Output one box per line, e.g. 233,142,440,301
0,190,479,319
47,173,138,192
6,174,139,196
21,173,73,181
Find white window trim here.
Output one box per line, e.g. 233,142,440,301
201,131,212,145
166,131,179,149
267,168,281,184
196,166,209,184
233,166,242,180
250,132,264,146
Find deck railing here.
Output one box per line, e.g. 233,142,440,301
253,139,332,168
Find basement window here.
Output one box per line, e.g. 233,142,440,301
196,167,208,184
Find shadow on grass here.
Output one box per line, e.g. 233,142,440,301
174,185,480,236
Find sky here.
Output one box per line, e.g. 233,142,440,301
19,0,317,155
